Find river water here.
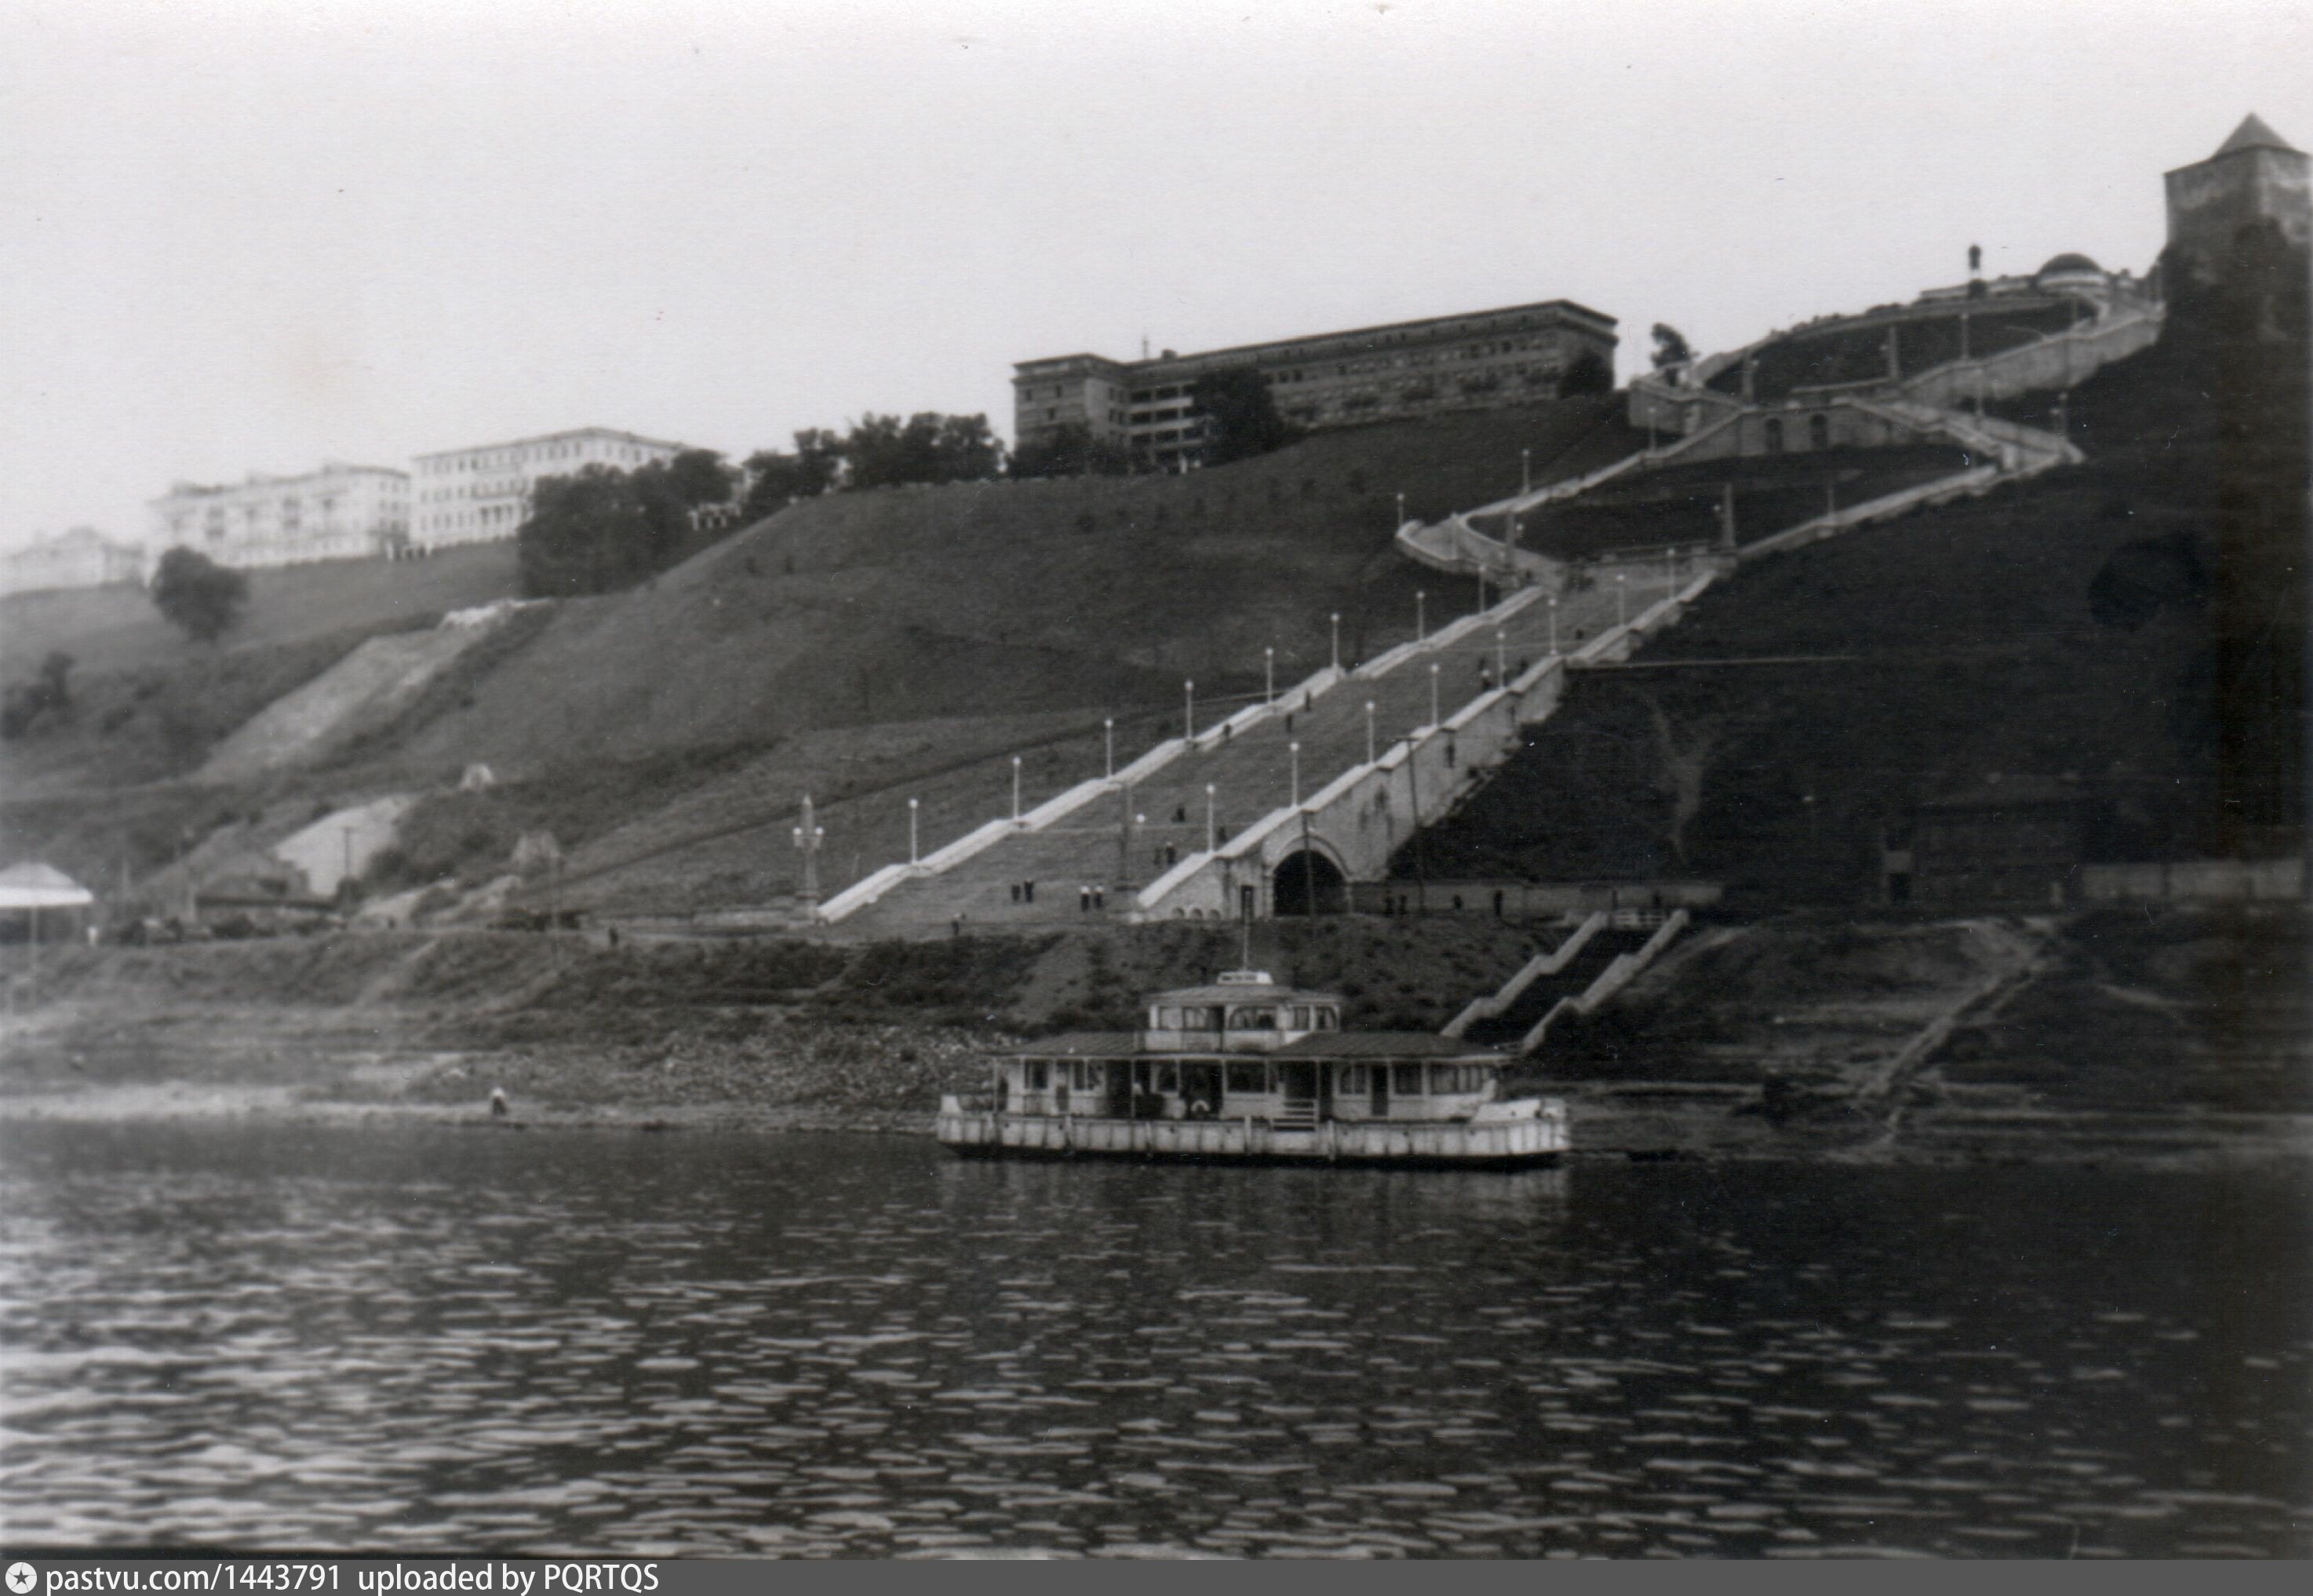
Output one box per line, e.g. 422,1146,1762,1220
1,1122,2305,1558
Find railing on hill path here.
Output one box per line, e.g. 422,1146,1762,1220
1731,401,2078,563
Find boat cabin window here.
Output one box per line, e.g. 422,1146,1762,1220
1428,1063,1488,1094
1027,1062,1049,1091
1313,1008,1339,1029
1156,1062,1179,1094
1225,1062,1266,1095
1069,1061,1100,1090
1391,1063,1425,1095
1340,1064,1366,1093
1227,1006,1278,1030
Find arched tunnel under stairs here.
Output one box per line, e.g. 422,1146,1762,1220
1273,847,1350,916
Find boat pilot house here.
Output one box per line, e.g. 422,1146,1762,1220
938,970,1568,1168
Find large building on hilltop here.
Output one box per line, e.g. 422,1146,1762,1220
148,462,410,572
1,527,147,596
412,427,689,551
2164,113,2311,279
1014,299,1618,472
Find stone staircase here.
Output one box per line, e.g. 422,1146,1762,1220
829,567,1681,939
1455,926,1650,1049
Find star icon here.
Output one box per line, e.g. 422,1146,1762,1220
6,1563,38,1595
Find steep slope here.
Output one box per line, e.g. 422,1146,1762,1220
1402,308,2309,900
0,541,519,680
358,399,1642,782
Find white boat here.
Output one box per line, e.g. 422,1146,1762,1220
936,969,1568,1168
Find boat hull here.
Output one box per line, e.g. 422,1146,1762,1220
934,1110,1566,1170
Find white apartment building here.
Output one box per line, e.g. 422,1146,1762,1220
411,427,688,549
0,527,148,596
148,462,411,571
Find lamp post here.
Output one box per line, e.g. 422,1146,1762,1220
1395,491,1406,528
1204,784,1217,854
1264,646,1275,705
1011,756,1022,822
1616,571,1628,627
1521,446,1532,496
1429,661,1441,727
792,795,825,909
1183,679,1195,740
1364,700,1376,763
1415,589,1426,643
1549,594,1559,655
1104,717,1114,779
909,797,920,865
1495,627,1507,683
1329,612,1341,672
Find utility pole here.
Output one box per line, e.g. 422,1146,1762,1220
1117,785,1138,892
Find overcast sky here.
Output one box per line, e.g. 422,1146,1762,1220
4,0,2310,552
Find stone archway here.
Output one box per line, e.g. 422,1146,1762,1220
1273,847,1350,916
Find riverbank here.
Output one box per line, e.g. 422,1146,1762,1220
1,909,2304,1168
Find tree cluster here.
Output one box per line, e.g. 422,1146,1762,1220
1558,350,1615,397
516,446,734,599
739,414,1007,518
1009,421,1135,480
738,429,845,523
150,546,250,643
1,650,73,741
1189,367,1303,467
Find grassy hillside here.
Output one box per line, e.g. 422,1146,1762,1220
1408,312,2308,899
365,398,1641,782
0,541,519,679
3,399,1642,898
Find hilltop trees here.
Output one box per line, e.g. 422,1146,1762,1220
843,413,1006,490
1189,367,1301,466
740,429,844,521
517,450,736,598
1651,324,1694,371
1558,350,1614,397
1009,422,1132,480
150,547,250,643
